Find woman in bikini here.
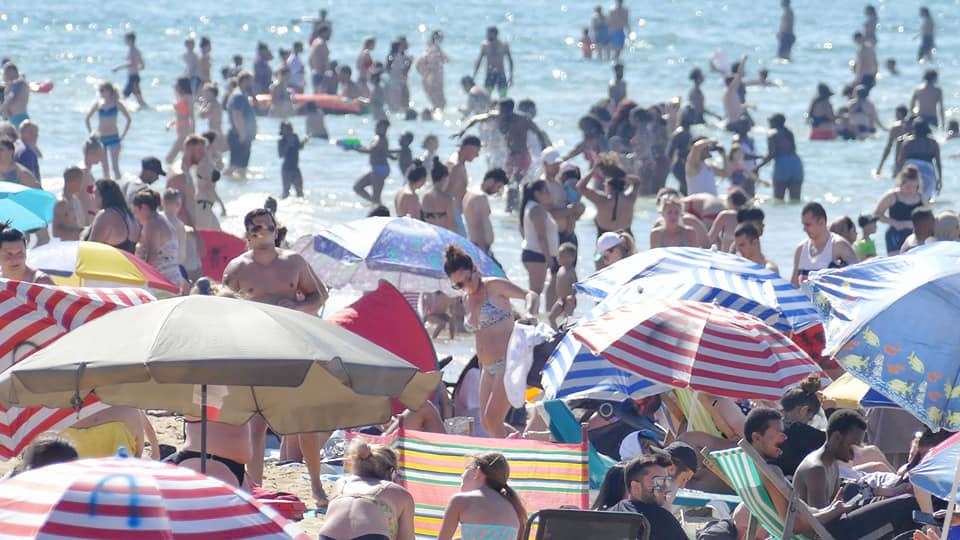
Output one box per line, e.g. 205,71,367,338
84,82,131,180
575,154,640,238
394,159,427,219
320,440,415,540
444,246,538,438
165,77,195,164
420,157,457,231
438,452,526,540
84,179,140,254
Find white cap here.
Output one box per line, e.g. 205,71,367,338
560,161,579,175
597,232,623,253
541,146,562,165
618,431,646,461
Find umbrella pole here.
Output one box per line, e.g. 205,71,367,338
940,458,960,540
200,384,207,474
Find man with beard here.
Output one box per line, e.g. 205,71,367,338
609,452,687,540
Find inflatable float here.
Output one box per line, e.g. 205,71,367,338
28,80,54,93
254,93,367,115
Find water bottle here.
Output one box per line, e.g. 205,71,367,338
336,137,362,150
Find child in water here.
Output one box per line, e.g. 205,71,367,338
397,131,414,175
580,28,593,60
304,102,328,139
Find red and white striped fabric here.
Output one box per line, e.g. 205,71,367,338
0,279,154,459
572,299,825,400
0,457,310,539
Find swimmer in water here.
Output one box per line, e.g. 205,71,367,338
352,119,396,206
0,63,29,128
165,77,195,164
473,26,513,98
917,7,936,63
113,32,148,108
416,30,449,112
910,69,944,129
777,0,795,61
607,0,630,61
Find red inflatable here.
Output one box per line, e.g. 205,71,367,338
196,229,246,281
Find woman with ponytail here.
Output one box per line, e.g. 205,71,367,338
444,245,538,438
320,440,415,540
519,179,558,307
437,452,526,540
420,157,457,231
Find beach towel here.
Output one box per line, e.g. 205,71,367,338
505,323,553,408
542,399,616,489
357,426,589,540
0,279,155,459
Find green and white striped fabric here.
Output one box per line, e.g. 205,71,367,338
711,447,811,540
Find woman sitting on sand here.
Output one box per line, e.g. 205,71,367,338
320,440,415,540
444,246,538,438
437,452,526,540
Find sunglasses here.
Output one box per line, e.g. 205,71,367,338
247,224,276,234
451,270,474,291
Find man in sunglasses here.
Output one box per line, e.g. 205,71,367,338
223,207,330,507
609,452,687,540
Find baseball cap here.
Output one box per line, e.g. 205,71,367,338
541,146,562,165
141,157,166,176
560,161,580,177
665,441,699,474
597,232,623,253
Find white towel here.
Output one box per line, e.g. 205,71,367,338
504,323,554,408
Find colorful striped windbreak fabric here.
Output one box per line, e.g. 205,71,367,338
359,427,589,540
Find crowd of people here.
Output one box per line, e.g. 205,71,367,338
1,2,958,539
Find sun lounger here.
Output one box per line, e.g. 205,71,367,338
706,440,836,540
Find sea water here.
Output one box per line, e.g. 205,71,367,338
3,1,959,341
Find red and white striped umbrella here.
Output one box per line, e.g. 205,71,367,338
0,279,155,459
572,299,825,400
0,457,310,539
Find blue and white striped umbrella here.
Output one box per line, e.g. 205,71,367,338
577,247,820,333
542,332,670,402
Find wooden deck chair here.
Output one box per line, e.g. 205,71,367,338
524,509,651,540
706,440,836,540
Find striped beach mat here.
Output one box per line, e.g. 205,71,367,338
361,428,589,540
0,279,155,459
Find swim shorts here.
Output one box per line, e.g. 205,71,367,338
484,69,508,97
610,29,626,49
123,73,140,97
372,163,390,179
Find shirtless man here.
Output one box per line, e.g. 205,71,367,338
910,69,944,129
113,32,148,108
0,63,30,128
460,76,491,117
352,119,394,206
874,105,909,177
791,202,858,286
0,224,53,285
166,135,205,228
52,167,86,241
223,207,330,505
309,26,332,93
457,99,550,184
723,56,748,131
734,223,778,274
198,37,213,86
473,27,513,98
777,0,796,61
607,0,631,61
852,32,878,91
446,136,482,237
463,168,508,260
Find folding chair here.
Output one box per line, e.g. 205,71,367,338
706,440,836,540
524,508,650,540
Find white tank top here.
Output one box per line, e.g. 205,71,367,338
798,233,837,274
688,166,717,196
521,202,559,257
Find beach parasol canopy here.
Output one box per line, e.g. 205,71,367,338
196,229,247,280
576,247,820,333
0,457,310,539
807,242,960,431
27,240,177,294
294,216,504,294
0,182,55,232
0,295,441,435
572,298,825,400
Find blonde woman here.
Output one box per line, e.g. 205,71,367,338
320,440,415,540
650,195,698,248
84,82,131,180
438,452,526,540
